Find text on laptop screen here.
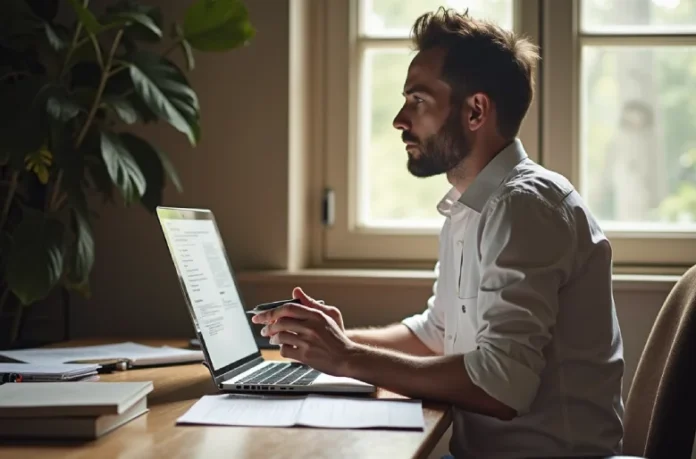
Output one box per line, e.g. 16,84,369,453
162,218,257,370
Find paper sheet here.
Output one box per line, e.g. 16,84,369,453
176,394,424,430
178,395,304,427
0,342,203,367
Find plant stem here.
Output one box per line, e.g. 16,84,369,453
49,170,64,211
163,37,183,58
75,29,125,149
60,17,84,79
0,171,19,232
89,33,104,70
108,65,127,78
54,192,68,210
9,301,23,344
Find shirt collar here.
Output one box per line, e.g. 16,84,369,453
459,138,528,213
436,138,528,216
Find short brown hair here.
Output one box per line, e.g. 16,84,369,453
411,7,540,138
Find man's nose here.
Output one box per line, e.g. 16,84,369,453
393,108,409,131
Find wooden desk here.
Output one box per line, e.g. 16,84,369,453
0,340,452,459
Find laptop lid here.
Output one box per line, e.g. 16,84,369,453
156,206,262,383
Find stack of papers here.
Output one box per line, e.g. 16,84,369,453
0,342,203,367
0,363,100,382
177,394,425,430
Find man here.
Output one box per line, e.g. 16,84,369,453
253,8,624,458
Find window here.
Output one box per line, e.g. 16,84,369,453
321,0,539,263
544,0,696,269
318,0,694,270
358,1,514,230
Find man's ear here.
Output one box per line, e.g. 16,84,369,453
464,92,490,132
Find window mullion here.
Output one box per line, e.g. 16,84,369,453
580,34,696,46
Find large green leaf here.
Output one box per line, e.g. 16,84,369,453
99,12,161,41
103,96,138,124
44,22,68,51
111,12,161,38
6,212,65,305
121,133,182,213
67,0,102,35
173,23,195,71
100,130,146,204
104,70,159,123
65,195,95,292
104,0,163,43
127,51,200,145
46,87,83,122
183,0,255,52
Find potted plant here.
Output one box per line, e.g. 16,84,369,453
0,0,254,348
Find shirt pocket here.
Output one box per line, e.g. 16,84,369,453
456,240,480,300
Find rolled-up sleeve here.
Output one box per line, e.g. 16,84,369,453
402,262,446,354
464,191,573,415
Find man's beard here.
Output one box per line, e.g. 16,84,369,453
405,110,470,178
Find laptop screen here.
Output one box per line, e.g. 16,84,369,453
157,208,259,372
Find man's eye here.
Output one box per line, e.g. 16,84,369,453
414,96,424,104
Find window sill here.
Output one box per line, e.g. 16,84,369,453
237,269,680,293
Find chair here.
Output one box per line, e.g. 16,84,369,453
622,264,696,459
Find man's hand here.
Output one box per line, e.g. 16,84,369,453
251,301,354,377
250,289,516,420
291,287,345,331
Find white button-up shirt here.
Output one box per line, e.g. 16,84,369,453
402,139,625,458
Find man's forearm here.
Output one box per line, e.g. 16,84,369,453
345,323,436,356
343,343,516,421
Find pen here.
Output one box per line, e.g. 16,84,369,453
246,299,325,315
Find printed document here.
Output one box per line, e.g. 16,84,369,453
176,394,424,430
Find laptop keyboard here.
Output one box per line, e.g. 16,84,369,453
239,362,320,386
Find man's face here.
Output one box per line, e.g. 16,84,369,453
393,47,470,178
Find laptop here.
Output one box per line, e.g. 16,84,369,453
156,206,375,394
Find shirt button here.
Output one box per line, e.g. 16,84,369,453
461,305,467,313
446,334,453,340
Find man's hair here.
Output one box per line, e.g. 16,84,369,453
411,7,540,139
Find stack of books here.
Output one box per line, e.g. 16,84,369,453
0,381,153,440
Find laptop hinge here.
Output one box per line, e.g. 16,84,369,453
215,356,265,387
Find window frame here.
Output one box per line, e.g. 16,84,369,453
320,0,541,265
315,0,696,272
542,0,696,270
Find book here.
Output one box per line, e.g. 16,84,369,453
0,342,203,368
0,363,99,382
0,381,153,418
0,397,148,440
